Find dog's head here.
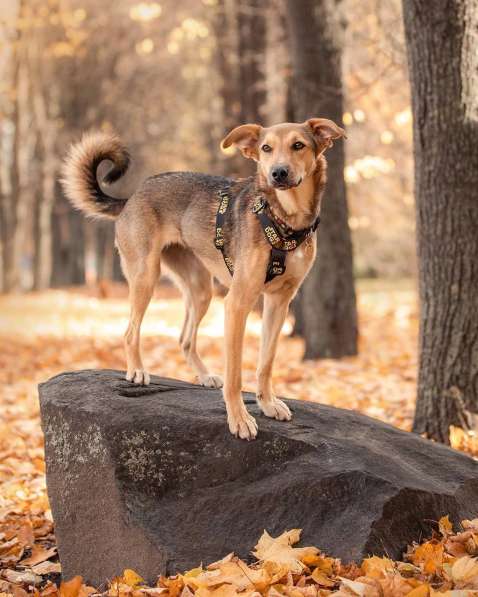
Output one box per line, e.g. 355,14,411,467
221,119,345,190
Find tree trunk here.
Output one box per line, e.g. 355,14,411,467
29,25,58,290
51,188,85,287
213,0,267,178
31,120,56,290
403,0,478,443
285,0,358,358
0,17,23,293
237,0,267,126
95,222,116,281
33,178,55,290
235,1,267,177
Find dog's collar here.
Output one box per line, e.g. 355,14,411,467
214,188,320,284
251,196,320,252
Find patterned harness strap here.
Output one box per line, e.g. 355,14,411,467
252,197,320,283
214,189,235,276
214,189,320,284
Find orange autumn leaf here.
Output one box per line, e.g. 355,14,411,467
21,545,58,566
60,576,84,597
17,520,35,547
122,569,145,587
438,515,453,537
406,585,429,596
411,542,444,574
361,556,394,579
310,569,335,587
158,576,184,597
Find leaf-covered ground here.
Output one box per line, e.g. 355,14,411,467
1,280,477,596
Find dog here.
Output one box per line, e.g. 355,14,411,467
61,118,345,440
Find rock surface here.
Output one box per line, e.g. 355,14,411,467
39,369,478,585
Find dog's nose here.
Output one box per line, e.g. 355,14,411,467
271,166,289,184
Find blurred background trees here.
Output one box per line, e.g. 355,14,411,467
0,0,412,352
0,0,413,287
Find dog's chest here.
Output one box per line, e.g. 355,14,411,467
263,235,316,292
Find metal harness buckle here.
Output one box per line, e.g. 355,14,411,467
252,197,265,214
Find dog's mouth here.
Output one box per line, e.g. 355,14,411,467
272,177,302,191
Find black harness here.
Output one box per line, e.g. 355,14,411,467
214,189,320,284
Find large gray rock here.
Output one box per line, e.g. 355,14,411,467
39,369,478,585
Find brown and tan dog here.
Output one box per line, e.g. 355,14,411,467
61,119,345,440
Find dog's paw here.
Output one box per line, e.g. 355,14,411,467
257,395,292,421
198,373,224,389
126,369,150,385
227,409,258,440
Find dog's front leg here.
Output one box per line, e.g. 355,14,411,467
256,290,295,421
223,284,259,440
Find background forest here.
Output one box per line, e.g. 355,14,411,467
0,0,413,293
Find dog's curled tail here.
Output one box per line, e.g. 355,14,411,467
61,131,130,219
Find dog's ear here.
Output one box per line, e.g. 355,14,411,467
306,118,346,151
221,124,262,160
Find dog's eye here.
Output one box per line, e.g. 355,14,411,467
292,141,305,150
261,144,272,153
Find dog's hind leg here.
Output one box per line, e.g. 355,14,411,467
118,242,161,385
179,296,191,347
162,245,223,389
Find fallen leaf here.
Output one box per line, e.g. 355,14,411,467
439,516,453,537
60,575,84,597
3,569,42,585
31,560,62,575
189,560,267,592
337,577,379,596
207,554,235,570
361,556,394,579
21,545,57,567
450,556,478,587
158,576,184,597
138,589,168,596
310,568,335,587
195,586,239,597
406,585,429,597
252,530,319,574
411,541,444,574
122,569,145,588
17,520,35,547
78,586,96,597
376,572,413,596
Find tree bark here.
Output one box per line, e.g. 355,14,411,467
285,0,358,358
213,0,267,178
51,187,85,287
403,0,478,443
237,0,267,126
0,9,23,293
28,19,58,290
